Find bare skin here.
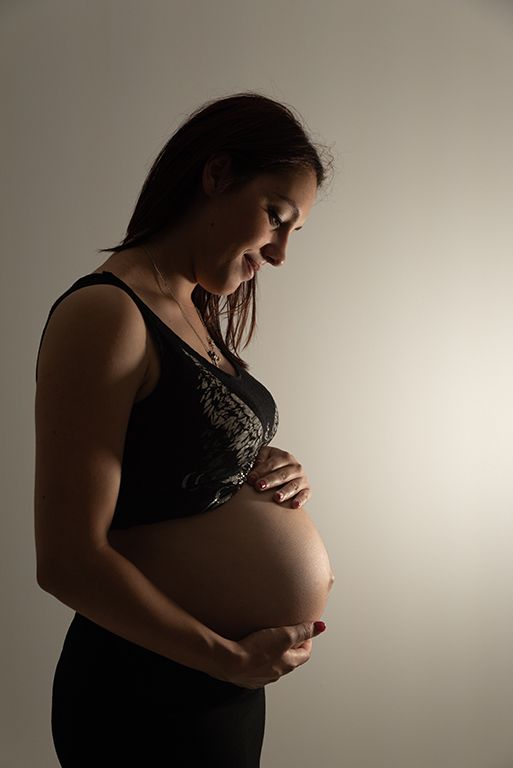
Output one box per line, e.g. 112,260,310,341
92,248,334,642
108,481,334,641
35,158,332,687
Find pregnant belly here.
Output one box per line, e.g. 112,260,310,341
108,482,334,641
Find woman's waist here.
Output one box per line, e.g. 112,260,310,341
57,614,257,701
111,479,245,529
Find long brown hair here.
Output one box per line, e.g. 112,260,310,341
98,91,334,370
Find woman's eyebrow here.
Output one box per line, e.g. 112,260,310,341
275,194,303,231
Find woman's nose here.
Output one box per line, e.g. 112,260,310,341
263,234,289,266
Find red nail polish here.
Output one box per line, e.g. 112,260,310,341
314,621,326,634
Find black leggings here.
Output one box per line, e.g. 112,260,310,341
51,613,266,767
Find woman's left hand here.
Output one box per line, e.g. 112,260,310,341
246,446,311,509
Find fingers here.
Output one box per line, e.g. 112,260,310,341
247,446,313,507
281,622,326,671
273,482,311,508
231,621,327,688
279,620,327,650
248,449,296,485
283,628,321,667
254,476,309,506
291,638,313,652
283,645,311,670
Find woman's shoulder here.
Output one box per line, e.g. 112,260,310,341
36,277,150,384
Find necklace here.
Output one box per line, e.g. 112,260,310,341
141,244,221,367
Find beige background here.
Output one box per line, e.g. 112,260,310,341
2,0,513,765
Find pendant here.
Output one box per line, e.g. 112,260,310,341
206,334,221,367
204,331,221,367
208,349,221,366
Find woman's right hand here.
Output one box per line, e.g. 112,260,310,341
212,621,327,689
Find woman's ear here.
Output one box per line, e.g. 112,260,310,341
202,153,234,196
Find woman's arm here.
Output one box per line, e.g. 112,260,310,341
34,283,321,687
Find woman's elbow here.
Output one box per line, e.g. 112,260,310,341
36,557,60,594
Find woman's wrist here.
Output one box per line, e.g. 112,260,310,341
199,631,243,682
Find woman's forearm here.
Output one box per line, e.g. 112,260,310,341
37,542,237,677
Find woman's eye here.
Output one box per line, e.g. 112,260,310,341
268,207,282,229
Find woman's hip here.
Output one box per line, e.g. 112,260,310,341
51,613,266,766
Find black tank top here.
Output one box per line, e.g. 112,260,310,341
35,271,279,528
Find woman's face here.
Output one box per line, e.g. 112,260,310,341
194,163,318,296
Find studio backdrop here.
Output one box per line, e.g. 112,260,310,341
2,1,513,766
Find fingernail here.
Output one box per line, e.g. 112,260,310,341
313,621,326,634
257,480,267,490
247,473,257,483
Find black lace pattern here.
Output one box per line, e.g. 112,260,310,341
180,350,279,511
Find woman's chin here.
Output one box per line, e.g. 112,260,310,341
198,276,245,296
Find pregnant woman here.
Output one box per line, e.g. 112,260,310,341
34,91,335,767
